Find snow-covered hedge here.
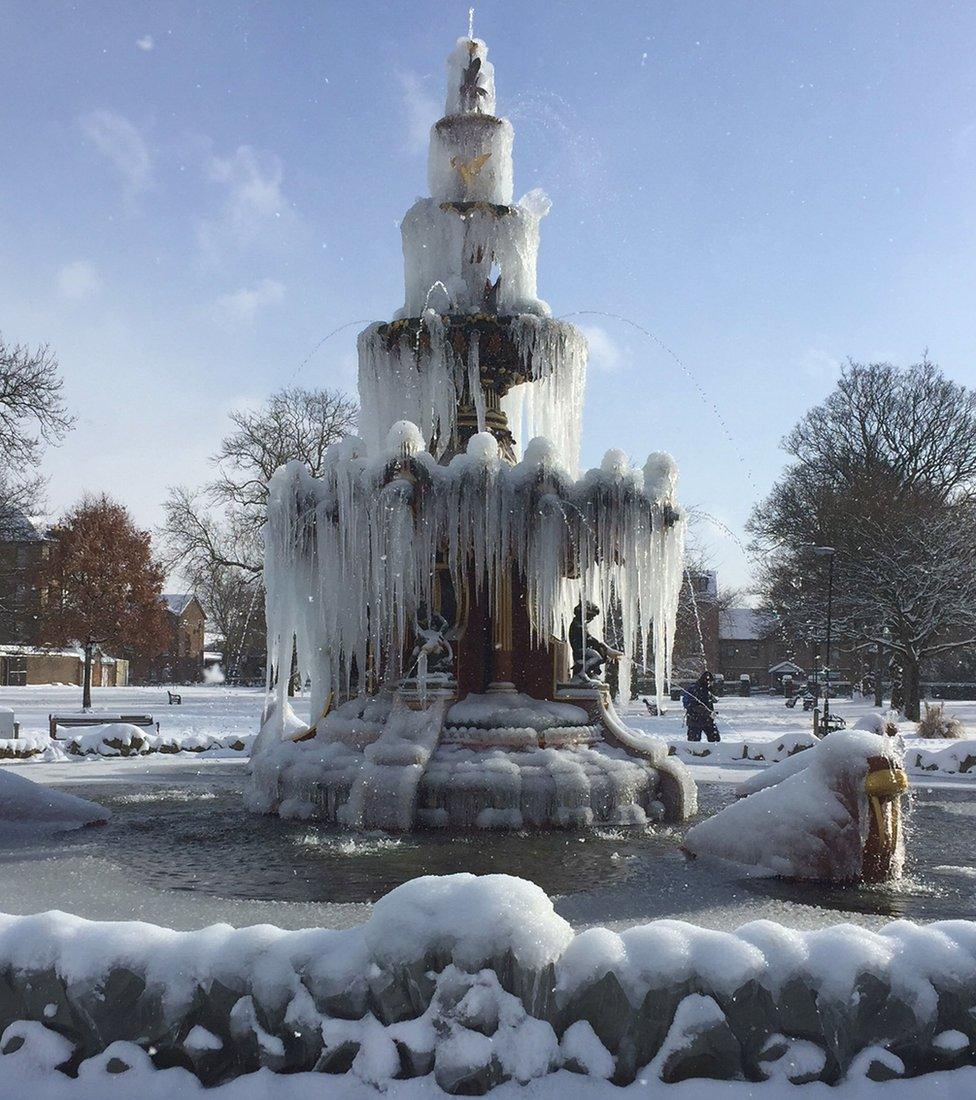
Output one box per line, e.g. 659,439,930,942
3,874,976,1092
669,734,976,776
0,730,254,762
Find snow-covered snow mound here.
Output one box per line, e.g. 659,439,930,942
683,729,905,881
0,769,108,833
63,723,150,757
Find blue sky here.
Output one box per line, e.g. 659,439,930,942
2,0,975,591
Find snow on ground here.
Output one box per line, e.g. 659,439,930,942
2,1062,976,1098
618,692,976,749
618,694,976,777
0,683,265,741
0,684,263,762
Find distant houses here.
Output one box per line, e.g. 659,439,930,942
0,645,128,688
129,594,207,684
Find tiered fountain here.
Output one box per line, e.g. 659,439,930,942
248,33,696,830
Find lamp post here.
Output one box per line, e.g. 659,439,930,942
814,546,836,732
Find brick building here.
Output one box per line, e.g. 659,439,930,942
130,593,206,684
0,512,49,645
718,607,858,691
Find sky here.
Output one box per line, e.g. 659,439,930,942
2,0,975,593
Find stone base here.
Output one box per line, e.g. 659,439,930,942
249,686,697,828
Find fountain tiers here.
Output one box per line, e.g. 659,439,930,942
252,35,694,830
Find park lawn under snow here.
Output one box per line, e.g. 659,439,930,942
2,685,976,781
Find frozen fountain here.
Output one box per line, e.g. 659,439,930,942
248,33,695,830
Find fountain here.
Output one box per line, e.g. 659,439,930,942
248,32,695,830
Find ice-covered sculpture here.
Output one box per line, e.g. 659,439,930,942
682,728,909,883
251,32,694,830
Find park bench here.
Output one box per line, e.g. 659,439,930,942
167,690,182,705
49,713,158,739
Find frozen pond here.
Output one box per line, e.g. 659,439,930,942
2,759,975,934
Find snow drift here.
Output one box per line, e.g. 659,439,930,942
0,769,109,833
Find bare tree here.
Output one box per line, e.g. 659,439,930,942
210,387,357,515
162,386,356,680
749,358,976,719
0,335,73,535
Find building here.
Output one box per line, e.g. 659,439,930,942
717,608,777,688
0,512,49,645
130,593,206,684
718,607,858,692
0,645,128,687
671,570,720,678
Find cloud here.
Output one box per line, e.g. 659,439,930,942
211,279,285,326
199,144,296,257
580,325,623,372
798,347,841,381
399,72,440,153
136,35,154,52
57,261,102,300
80,109,152,198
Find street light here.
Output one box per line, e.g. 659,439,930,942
814,546,836,733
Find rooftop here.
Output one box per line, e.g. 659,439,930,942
719,608,774,641
162,593,196,616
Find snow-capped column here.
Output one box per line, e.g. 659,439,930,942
428,37,514,205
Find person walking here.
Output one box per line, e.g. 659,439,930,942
683,670,720,743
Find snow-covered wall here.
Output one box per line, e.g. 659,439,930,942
3,873,976,1091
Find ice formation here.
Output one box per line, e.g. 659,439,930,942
683,730,907,881
264,437,685,716
255,31,691,830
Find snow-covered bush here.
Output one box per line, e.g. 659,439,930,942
917,701,967,740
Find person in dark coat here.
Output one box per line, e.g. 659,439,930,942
683,670,719,742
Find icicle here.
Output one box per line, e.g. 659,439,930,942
467,331,486,432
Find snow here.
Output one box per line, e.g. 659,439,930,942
683,730,902,880
183,1025,222,1053
447,693,588,732
0,769,108,833
0,683,263,743
615,694,976,778
5,872,976,1094
3,1061,976,1098
559,1020,614,1078
62,722,151,756
365,873,572,972
933,1029,969,1054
